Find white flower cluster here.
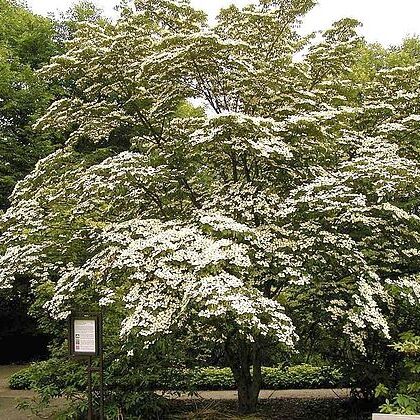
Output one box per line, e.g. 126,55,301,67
31,216,294,347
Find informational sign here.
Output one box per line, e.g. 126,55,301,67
74,319,96,353
68,313,104,419
69,316,99,356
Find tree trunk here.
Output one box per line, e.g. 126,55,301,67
237,376,260,414
226,339,262,414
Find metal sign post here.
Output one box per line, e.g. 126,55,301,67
69,313,104,420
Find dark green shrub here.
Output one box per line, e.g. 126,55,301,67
152,368,190,390
10,357,172,419
9,366,33,390
160,364,344,391
190,367,235,390
264,364,344,389
376,332,420,415
9,359,86,392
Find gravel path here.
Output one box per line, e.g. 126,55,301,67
159,388,351,400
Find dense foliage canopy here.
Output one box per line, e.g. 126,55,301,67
0,0,419,415
0,0,58,210
0,0,109,364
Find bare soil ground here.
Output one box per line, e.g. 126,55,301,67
167,397,374,419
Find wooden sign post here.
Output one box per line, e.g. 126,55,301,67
69,313,104,420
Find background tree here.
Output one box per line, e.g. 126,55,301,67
0,0,108,211
0,0,107,363
0,0,59,210
55,0,109,45
0,0,60,362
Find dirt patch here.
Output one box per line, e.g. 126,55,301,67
167,397,375,419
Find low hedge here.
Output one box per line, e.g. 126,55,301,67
263,364,343,389
10,362,344,391
156,364,343,390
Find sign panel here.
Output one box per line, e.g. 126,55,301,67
74,319,96,353
69,315,99,356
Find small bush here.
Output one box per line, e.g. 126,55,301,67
263,364,344,389
9,366,33,390
9,359,86,392
190,367,235,390
376,332,420,415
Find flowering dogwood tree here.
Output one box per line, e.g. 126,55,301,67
1,0,419,413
